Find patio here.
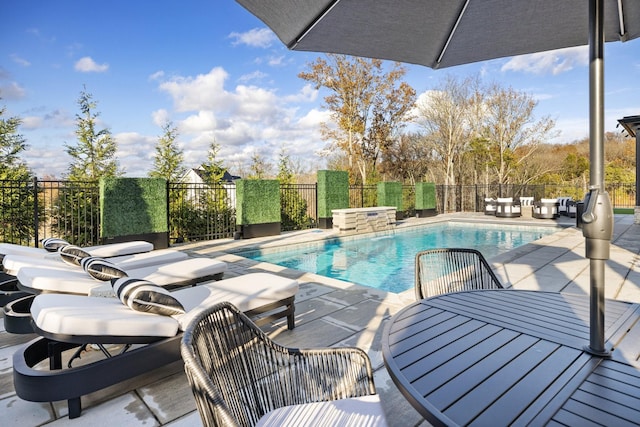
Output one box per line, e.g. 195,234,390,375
2,213,639,426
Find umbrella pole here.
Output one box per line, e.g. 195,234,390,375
583,0,613,356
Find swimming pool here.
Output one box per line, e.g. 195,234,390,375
239,222,560,293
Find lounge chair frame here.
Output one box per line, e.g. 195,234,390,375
12,295,296,419
0,272,26,306
415,248,504,299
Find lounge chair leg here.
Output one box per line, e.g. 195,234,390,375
287,303,295,330
68,397,82,419
48,341,63,370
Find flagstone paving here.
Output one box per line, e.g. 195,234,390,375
2,213,639,426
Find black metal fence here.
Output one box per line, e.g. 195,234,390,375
436,183,637,213
1,179,636,246
167,181,237,244
280,183,318,232
0,179,101,246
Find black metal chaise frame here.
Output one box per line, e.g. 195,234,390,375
12,295,296,419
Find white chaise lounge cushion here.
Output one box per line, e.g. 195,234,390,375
2,248,189,276
75,241,154,258
30,273,299,338
17,257,227,295
0,240,154,259
256,394,387,426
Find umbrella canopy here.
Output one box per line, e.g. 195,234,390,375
237,0,639,69
237,0,640,355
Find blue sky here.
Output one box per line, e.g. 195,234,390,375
2,1,639,179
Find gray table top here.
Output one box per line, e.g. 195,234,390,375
382,290,640,426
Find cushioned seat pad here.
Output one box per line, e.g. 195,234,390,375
256,395,387,426
17,257,227,295
30,273,299,338
3,249,189,276
0,241,153,259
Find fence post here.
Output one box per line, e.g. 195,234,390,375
166,180,170,240
33,176,39,247
475,184,478,212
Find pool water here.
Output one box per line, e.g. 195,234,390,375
240,222,559,293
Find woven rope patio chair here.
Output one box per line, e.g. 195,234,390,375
180,301,387,427
415,248,504,300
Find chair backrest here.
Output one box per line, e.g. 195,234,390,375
519,196,534,206
415,248,504,300
181,302,376,427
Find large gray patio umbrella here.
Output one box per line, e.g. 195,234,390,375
237,0,640,355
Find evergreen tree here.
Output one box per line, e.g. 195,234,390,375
0,104,31,180
57,88,120,245
149,121,186,180
65,87,121,181
277,148,310,231
276,148,294,185
201,140,227,184
0,104,35,243
248,151,270,179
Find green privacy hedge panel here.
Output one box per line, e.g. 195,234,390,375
317,170,349,218
236,179,281,225
416,182,436,209
377,182,403,211
100,177,168,237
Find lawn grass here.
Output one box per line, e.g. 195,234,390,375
613,208,634,214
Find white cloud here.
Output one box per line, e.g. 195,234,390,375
501,46,588,75
228,28,276,48
158,67,231,112
21,109,73,130
297,108,329,129
21,116,43,129
25,148,70,178
148,67,327,174
181,111,219,133
114,132,157,176
532,92,554,101
237,70,268,83
549,117,589,143
267,55,286,67
74,56,109,73
0,81,26,100
284,83,318,103
10,54,31,67
151,109,170,127
149,70,165,81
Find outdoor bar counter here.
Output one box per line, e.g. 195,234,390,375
382,289,640,426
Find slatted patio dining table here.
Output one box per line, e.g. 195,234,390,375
382,290,640,426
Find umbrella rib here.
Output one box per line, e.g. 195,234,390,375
617,0,628,40
435,0,471,67
290,0,342,49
